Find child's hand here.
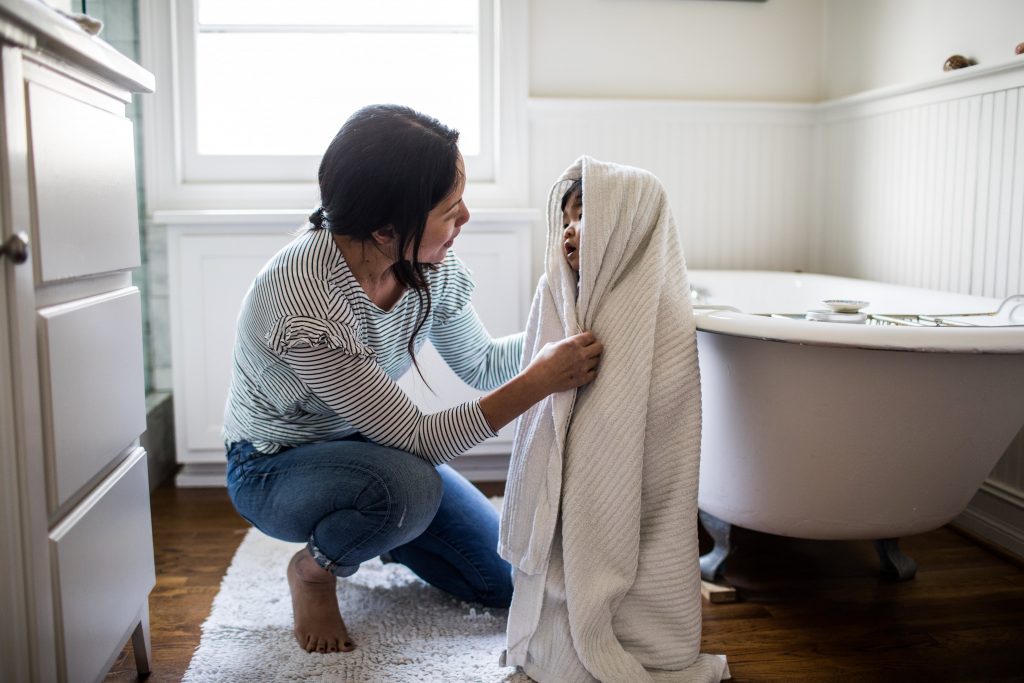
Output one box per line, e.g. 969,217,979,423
528,331,603,394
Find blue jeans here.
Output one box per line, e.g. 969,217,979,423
225,437,513,608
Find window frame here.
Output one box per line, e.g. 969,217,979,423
140,0,526,211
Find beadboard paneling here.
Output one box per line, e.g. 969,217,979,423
821,83,1024,298
529,101,818,280
820,66,1024,503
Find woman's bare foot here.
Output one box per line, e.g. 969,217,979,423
287,549,355,653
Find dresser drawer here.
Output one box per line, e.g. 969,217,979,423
49,447,154,683
39,288,146,510
27,80,140,283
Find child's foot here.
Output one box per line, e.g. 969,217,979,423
287,549,356,653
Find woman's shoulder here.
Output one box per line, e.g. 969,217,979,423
258,230,338,290
263,228,335,275
255,229,355,322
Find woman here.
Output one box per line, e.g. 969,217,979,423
223,104,602,654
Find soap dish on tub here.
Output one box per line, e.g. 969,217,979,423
822,299,870,313
805,309,868,324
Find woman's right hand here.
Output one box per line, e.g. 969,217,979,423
479,330,603,432
526,330,604,394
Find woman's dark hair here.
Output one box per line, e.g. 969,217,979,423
309,104,461,376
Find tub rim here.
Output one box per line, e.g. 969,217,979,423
695,309,1024,353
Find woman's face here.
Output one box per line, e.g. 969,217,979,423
416,155,470,263
562,189,582,272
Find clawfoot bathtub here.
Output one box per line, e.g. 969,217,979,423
690,270,1024,580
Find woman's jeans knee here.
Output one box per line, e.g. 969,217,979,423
225,438,512,607
388,462,513,608
226,438,442,577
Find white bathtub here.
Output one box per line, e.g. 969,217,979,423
690,270,1024,578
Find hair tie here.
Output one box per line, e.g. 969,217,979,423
309,206,327,229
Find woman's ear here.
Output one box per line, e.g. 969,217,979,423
371,225,397,247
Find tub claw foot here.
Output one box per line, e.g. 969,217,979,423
874,538,917,581
699,510,733,582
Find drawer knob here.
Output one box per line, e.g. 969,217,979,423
1,232,29,264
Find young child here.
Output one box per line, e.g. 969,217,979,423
499,156,728,682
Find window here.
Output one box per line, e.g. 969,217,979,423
140,0,526,209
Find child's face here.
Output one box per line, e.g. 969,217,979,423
561,189,582,272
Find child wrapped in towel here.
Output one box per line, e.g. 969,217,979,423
499,156,729,682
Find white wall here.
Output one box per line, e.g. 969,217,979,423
530,0,824,102
824,0,1024,99
529,0,1024,103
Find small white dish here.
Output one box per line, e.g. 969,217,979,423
805,309,868,324
823,299,869,313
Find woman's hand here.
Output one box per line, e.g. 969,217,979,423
478,331,603,432
526,331,603,394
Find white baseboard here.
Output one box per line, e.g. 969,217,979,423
175,462,227,488
448,453,510,483
953,480,1024,562
175,454,511,488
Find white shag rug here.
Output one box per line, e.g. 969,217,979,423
184,502,532,682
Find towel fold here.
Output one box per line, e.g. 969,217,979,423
499,156,728,682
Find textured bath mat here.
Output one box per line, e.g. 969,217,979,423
184,504,531,682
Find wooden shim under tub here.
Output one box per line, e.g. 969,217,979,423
701,579,738,604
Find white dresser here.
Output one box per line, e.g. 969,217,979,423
0,2,155,682
162,210,534,486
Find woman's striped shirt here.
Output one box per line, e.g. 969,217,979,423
222,227,525,465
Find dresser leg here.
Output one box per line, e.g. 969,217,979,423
131,602,153,676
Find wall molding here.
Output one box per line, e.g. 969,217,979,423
529,97,818,124
173,454,512,488
954,480,1024,562
819,58,1024,122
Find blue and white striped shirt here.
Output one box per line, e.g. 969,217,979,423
223,227,525,465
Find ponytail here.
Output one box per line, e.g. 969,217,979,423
309,206,327,229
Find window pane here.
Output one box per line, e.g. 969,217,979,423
195,32,480,156
198,0,477,28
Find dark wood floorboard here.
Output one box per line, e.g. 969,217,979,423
104,485,249,682
106,483,1024,682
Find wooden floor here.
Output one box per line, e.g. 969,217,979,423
107,483,1024,682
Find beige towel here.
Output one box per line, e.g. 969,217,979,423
499,156,728,682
